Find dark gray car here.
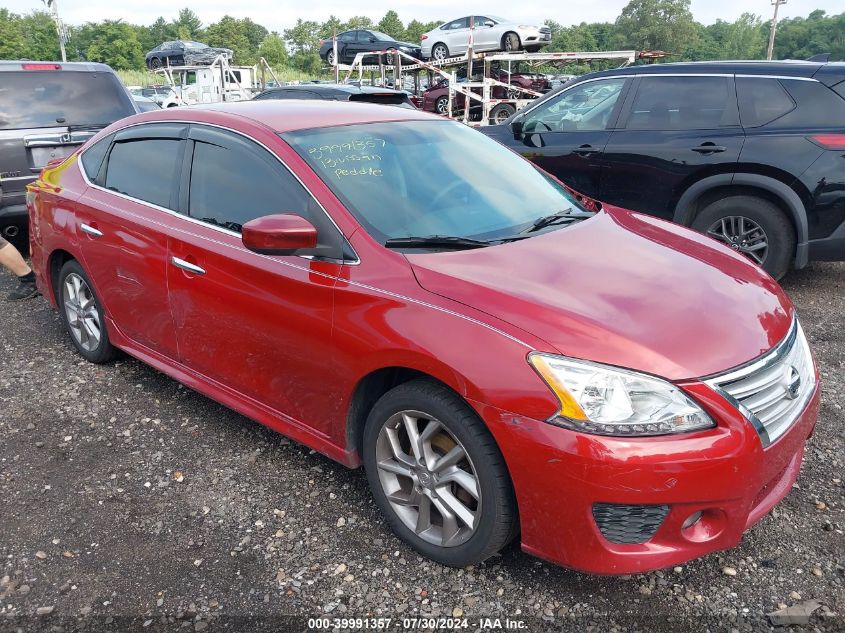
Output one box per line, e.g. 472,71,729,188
0,61,137,251
145,41,234,70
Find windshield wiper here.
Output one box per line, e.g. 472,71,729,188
524,208,593,233
384,235,492,250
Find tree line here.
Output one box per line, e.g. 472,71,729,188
0,1,842,73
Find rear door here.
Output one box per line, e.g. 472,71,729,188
74,123,186,359
0,68,135,212
600,74,744,219
510,77,630,198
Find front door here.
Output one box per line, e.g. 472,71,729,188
167,124,344,433
600,75,745,219
513,77,630,198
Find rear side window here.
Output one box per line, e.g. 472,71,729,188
626,76,739,130
104,138,182,208
779,79,845,127
736,78,795,127
188,135,312,233
80,134,112,182
0,71,135,130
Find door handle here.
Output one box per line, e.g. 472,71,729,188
691,143,727,154
80,223,103,237
171,257,206,276
573,144,600,156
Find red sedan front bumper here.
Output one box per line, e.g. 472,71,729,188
471,381,820,575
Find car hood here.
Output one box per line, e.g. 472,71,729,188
407,208,794,381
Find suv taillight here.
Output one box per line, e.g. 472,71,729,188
22,63,61,70
810,134,845,150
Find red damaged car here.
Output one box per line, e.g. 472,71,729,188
27,101,819,574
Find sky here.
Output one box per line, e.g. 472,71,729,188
5,0,842,32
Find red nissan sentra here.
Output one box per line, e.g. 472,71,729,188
26,101,819,574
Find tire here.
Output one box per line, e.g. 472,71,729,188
56,260,117,364
384,49,396,65
362,380,518,567
149,57,162,70
326,50,335,66
690,195,795,280
435,96,449,114
503,32,521,52
431,43,449,62
490,103,516,125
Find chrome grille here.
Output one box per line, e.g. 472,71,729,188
707,320,814,447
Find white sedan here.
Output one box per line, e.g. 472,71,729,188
421,15,551,61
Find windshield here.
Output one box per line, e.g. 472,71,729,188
283,120,587,244
0,71,135,130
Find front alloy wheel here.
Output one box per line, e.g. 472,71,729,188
375,410,481,547
363,380,517,567
706,216,769,265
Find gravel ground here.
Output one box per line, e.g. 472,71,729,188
0,263,843,633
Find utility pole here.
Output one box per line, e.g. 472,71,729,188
43,0,68,62
766,0,787,61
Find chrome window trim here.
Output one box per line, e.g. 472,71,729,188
77,119,360,265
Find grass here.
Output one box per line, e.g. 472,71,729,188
115,66,324,87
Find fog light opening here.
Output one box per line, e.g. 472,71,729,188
3,225,19,238
682,511,703,530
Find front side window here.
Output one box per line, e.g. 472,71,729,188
188,134,312,233
625,76,739,130
522,78,627,133
284,120,588,244
104,138,182,208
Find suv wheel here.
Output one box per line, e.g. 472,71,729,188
691,195,795,279
490,103,516,125
362,380,518,567
57,260,117,364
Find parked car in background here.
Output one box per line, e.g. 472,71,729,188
131,94,161,112
421,16,551,61
0,61,136,252
145,40,233,70
421,76,507,117
483,60,845,278
254,84,414,108
319,30,421,66
490,63,552,94
28,100,819,575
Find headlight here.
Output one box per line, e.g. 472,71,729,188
529,353,715,437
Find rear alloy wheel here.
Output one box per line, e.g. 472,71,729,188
57,260,117,363
431,43,449,62
503,33,521,52
435,96,449,114
326,50,336,66
363,380,517,566
691,195,795,280
149,57,162,70
490,103,516,124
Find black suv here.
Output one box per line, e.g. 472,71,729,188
483,61,845,278
0,61,137,251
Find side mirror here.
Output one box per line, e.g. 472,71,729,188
242,214,318,256
484,21,495,27
511,119,524,137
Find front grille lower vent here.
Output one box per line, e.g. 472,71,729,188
592,503,670,544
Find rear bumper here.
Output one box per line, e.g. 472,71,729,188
471,382,820,575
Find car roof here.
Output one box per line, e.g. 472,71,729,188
133,100,434,133
0,60,117,73
584,60,827,81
